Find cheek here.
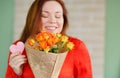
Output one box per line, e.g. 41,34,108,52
41,19,47,27
58,20,64,28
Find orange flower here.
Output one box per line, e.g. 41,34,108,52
39,40,47,49
34,46,39,50
28,39,35,46
47,38,55,46
36,34,43,42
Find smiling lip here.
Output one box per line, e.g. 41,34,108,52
45,26,57,30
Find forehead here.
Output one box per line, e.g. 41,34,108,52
42,1,63,12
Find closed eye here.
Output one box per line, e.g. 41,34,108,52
55,13,63,19
41,11,49,18
42,14,48,18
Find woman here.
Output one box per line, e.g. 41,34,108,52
5,0,92,78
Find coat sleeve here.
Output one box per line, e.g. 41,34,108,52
76,41,92,78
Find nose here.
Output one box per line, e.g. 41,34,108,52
49,15,56,23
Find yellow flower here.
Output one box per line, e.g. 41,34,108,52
61,35,68,43
66,42,74,50
56,33,61,38
44,46,50,53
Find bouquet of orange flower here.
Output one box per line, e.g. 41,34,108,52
25,30,74,78
27,30,74,53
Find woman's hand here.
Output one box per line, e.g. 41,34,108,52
9,52,27,76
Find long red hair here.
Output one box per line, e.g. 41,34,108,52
20,0,69,43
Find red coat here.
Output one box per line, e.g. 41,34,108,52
5,37,92,78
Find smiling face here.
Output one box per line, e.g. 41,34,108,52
41,1,64,34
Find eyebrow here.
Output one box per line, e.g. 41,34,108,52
42,11,62,13
42,11,49,13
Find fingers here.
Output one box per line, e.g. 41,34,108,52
9,52,27,75
9,52,27,69
13,57,27,68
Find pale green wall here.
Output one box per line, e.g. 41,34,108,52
105,0,120,78
0,0,14,77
